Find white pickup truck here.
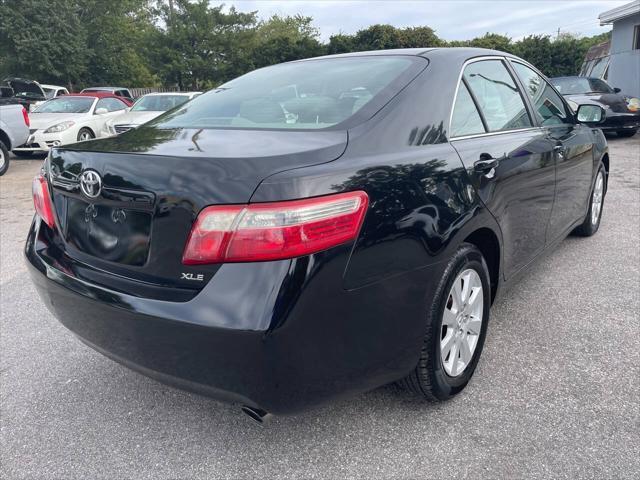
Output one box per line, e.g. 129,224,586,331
0,104,30,175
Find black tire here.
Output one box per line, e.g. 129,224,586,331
573,163,606,237
77,128,95,142
0,141,9,176
617,129,637,138
11,151,34,158
398,243,491,401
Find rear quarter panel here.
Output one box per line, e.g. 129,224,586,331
0,104,29,148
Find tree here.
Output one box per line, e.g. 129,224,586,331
513,35,554,75
327,34,355,54
153,0,257,89
250,14,324,69
0,0,89,89
399,26,442,48
468,33,513,53
78,0,158,88
353,24,405,51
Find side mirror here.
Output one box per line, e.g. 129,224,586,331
94,107,108,115
576,104,605,124
613,87,621,93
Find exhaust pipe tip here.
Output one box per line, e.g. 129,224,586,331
241,405,272,424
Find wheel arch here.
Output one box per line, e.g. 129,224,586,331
601,152,609,194
463,228,501,303
78,126,95,139
0,128,11,150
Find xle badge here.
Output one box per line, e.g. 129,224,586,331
181,273,204,281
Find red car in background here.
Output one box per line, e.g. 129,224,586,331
80,87,135,105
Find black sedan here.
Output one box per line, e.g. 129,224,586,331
27,48,609,422
551,76,640,137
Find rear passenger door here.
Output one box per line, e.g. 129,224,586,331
509,60,595,242
450,58,556,279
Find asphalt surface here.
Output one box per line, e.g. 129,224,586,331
1,134,639,480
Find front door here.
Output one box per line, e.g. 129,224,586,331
449,58,556,279
509,60,595,241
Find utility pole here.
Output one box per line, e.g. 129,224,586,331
556,27,560,40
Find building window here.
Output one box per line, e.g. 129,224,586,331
634,25,640,50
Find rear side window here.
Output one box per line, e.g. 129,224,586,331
151,56,418,130
511,62,571,126
463,60,532,132
451,82,486,137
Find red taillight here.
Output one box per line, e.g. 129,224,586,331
183,191,369,264
22,107,30,127
32,174,55,228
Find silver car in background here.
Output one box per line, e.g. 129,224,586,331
103,91,202,135
0,104,30,175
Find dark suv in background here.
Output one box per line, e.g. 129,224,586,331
551,76,640,137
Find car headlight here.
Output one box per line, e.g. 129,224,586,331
626,97,640,112
44,121,75,133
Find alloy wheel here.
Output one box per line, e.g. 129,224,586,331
440,268,484,377
79,131,92,141
0,149,5,170
591,171,604,225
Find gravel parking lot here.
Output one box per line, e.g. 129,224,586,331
1,134,639,480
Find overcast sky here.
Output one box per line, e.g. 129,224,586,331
223,0,629,41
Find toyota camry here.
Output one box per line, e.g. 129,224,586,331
26,48,609,422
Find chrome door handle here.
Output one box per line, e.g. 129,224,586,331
474,154,500,179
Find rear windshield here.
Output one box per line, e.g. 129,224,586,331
552,77,613,95
151,57,416,130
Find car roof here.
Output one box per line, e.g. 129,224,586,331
142,92,200,97
61,92,125,100
40,84,66,89
291,47,521,62
82,87,129,91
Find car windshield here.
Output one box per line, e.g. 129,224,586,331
33,97,94,113
43,88,56,99
552,77,614,95
151,57,416,130
131,95,191,112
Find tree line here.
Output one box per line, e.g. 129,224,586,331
0,0,610,91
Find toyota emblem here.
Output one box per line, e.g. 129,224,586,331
79,170,102,198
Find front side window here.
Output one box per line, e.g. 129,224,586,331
450,82,486,137
463,60,532,132
512,62,571,126
151,56,418,130
33,97,94,113
96,97,127,112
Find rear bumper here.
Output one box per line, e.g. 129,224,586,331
26,217,435,414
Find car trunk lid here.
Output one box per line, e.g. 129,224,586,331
46,127,347,294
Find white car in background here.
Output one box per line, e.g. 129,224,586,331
31,84,69,110
104,91,201,135
12,93,129,156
